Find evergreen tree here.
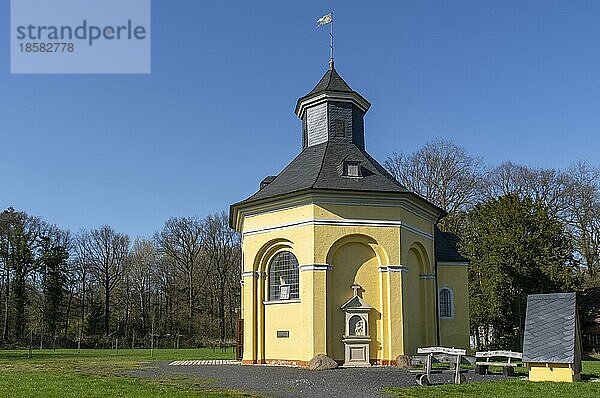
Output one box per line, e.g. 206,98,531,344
460,194,580,349
40,237,69,340
2,210,38,341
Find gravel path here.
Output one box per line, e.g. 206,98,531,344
132,363,509,398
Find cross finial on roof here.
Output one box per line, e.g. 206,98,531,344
352,283,361,297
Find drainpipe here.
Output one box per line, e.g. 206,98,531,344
433,214,442,346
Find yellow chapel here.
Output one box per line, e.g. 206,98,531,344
230,62,469,367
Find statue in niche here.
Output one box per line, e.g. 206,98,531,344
354,318,366,336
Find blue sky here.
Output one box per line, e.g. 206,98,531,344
1,1,599,238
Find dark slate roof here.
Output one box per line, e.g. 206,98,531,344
306,66,354,96
260,175,277,190
435,227,469,263
236,141,412,205
522,292,578,364
296,66,370,109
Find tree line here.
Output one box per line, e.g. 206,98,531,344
2,139,597,351
385,139,599,349
0,210,240,349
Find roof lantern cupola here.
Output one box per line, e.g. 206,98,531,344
295,64,371,150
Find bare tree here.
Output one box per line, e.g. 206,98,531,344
62,257,79,340
72,232,92,344
201,212,241,344
564,162,600,280
384,139,484,228
484,162,570,217
154,217,204,335
152,254,179,338
482,161,600,280
128,238,156,335
79,226,130,336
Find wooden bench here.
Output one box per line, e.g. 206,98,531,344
416,347,467,386
475,350,522,376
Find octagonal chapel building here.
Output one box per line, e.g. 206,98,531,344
230,63,469,366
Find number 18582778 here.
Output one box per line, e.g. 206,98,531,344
19,42,74,53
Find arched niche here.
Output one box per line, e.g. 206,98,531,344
349,315,364,336
403,243,434,354
325,234,385,363
406,241,431,275
326,233,389,267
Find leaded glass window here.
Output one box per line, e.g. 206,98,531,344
439,287,452,318
268,251,299,301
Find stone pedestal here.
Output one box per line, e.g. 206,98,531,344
342,335,371,367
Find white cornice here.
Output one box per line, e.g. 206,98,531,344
315,218,403,228
295,92,371,118
263,299,301,305
401,224,435,240
379,265,408,273
299,264,333,272
242,217,433,240
233,190,442,232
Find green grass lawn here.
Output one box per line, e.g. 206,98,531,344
0,348,253,398
3,349,600,398
385,359,600,398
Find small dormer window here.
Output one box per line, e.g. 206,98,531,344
344,161,361,177
335,120,345,137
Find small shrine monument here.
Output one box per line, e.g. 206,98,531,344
341,284,372,367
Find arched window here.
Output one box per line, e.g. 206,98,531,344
268,251,299,301
439,287,453,319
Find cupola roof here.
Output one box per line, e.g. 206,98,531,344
305,65,354,96
295,65,371,118
230,65,446,226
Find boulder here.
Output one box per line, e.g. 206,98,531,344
395,355,412,369
308,354,338,370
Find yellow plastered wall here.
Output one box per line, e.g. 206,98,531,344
314,203,433,236
437,265,470,349
263,302,304,360
528,363,579,382
237,198,466,364
240,222,315,363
